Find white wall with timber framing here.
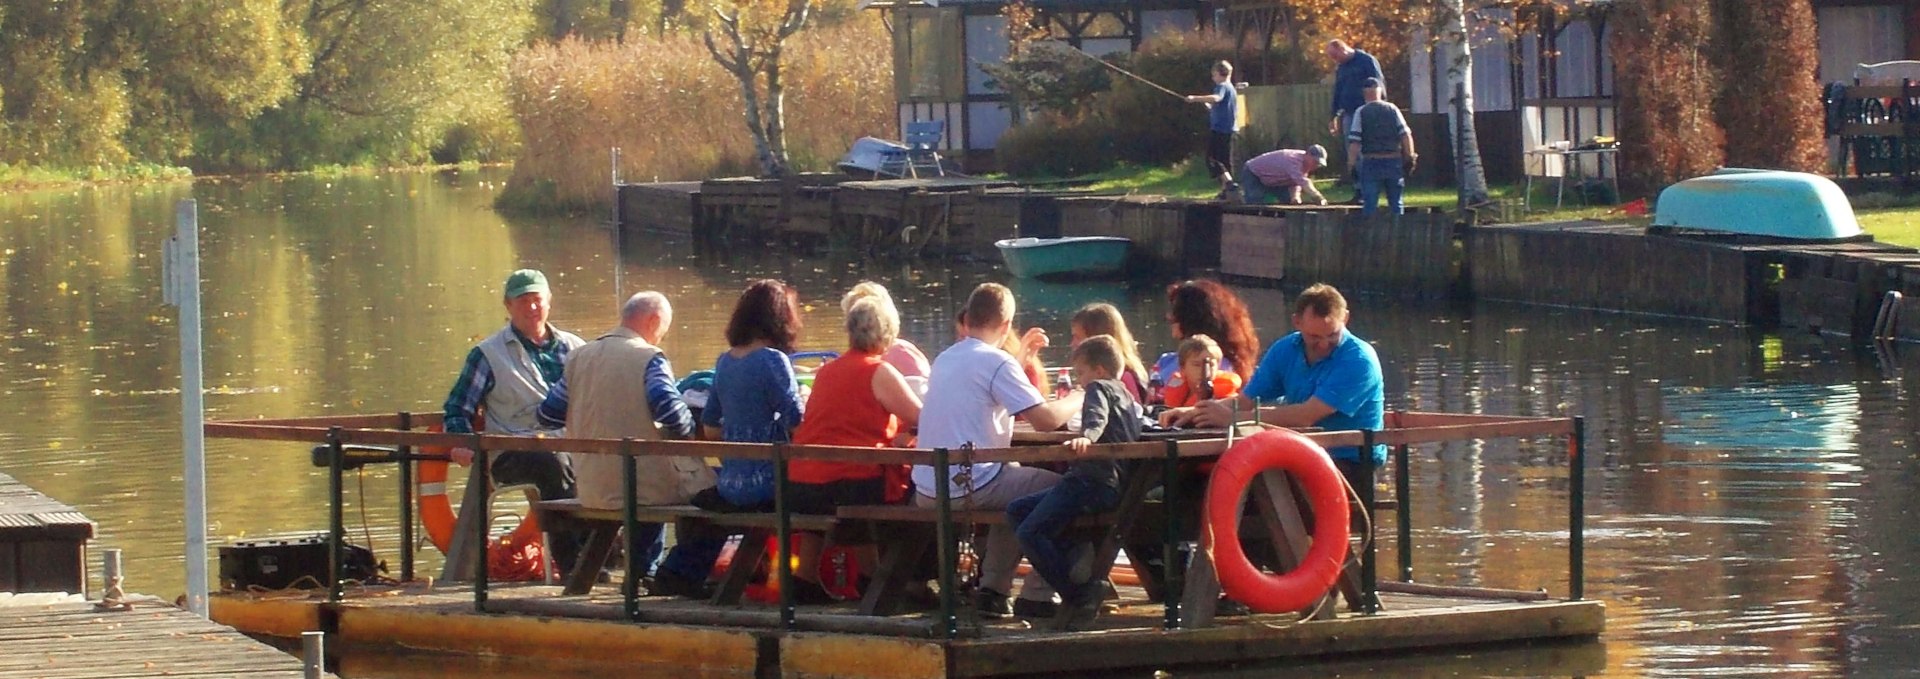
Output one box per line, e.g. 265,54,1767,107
878,0,1206,159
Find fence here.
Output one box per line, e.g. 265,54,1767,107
1241,84,1340,166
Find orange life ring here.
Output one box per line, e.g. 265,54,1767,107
417,424,543,555
1203,429,1349,614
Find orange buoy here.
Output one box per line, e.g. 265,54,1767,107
1203,429,1349,614
417,424,544,564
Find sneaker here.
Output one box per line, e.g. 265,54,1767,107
1011,596,1059,620
1216,596,1252,617
1067,544,1095,587
971,588,1013,619
647,570,715,599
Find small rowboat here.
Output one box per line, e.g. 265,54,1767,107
1654,169,1863,240
994,236,1131,279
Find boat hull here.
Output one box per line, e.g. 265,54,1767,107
995,237,1131,279
1654,169,1863,240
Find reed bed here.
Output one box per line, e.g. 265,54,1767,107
502,19,894,213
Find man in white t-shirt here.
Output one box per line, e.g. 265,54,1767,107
914,283,1080,619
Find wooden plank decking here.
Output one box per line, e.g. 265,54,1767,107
1,471,95,595
0,600,328,678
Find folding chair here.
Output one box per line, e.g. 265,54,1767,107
879,120,947,178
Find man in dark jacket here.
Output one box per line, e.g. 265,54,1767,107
1325,40,1384,202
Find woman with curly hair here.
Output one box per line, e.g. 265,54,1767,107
1154,279,1259,402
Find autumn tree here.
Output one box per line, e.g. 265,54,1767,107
704,0,812,177
1612,0,1724,193
1714,0,1823,172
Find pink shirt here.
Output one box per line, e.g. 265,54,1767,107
1245,149,1312,187
884,339,931,378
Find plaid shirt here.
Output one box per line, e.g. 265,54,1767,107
441,324,573,434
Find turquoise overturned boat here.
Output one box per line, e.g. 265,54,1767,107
995,236,1131,279
1653,169,1863,240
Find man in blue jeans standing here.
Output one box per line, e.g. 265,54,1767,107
1345,78,1418,216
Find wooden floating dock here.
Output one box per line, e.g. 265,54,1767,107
1,470,95,596
1,599,332,678
211,583,1603,679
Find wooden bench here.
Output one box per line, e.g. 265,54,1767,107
834,504,1124,620
532,499,839,603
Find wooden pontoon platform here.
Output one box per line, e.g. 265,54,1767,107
212,582,1602,678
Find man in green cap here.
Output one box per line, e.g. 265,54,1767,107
441,269,589,572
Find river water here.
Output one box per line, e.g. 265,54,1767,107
0,169,1914,677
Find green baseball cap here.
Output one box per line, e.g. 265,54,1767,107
503,269,550,299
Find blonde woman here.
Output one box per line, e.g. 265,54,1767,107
842,281,930,378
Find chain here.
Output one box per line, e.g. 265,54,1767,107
958,442,981,592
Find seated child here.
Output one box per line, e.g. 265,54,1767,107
1158,334,1244,408
1005,335,1143,629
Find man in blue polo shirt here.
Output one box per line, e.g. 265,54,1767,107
1164,282,1385,489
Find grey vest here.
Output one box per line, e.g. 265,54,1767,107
474,324,583,435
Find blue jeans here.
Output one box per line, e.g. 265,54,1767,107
658,530,727,583
1007,477,1120,604
1237,165,1297,205
1358,156,1405,215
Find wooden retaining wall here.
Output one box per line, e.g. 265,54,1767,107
617,182,700,236
1055,197,1221,272
1470,223,1766,322
1218,207,1456,298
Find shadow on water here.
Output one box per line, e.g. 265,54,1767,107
0,169,1916,677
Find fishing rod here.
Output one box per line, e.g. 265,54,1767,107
1059,44,1189,101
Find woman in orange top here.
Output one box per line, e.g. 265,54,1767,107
788,296,923,600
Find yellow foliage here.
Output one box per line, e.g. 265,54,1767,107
504,16,894,211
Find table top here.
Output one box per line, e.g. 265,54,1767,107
1527,146,1618,156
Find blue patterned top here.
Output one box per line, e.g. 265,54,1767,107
700,347,804,506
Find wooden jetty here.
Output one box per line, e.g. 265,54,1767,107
1,471,95,595
201,410,1604,678
0,599,332,678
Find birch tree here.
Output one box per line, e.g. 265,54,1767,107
1433,0,1489,206
704,0,812,177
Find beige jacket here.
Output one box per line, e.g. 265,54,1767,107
564,326,715,509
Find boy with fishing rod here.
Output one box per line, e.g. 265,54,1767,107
1185,61,1240,201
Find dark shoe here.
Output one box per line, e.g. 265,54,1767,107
1216,596,1251,617
648,570,715,599
789,578,838,606
1011,596,1059,620
972,588,1013,619
1065,585,1106,630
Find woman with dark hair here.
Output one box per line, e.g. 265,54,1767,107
1153,280,1259,403
700,279,806,510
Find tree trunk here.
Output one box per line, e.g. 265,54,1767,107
761,44,792,177
1438,0,1490,206
549,0,576,41
610,0,631,42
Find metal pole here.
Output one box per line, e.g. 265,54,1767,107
774,444,795,630
473,438,490,612
611,147,624,311
1161,439,1181,630
933,447,956,640
165,199,210,617
397,411,415,583
622,441,641,621
327,427,345,604
301,631,326,679
1359,431,1379,615
1395,443,1412,582
1569,417,1586,601
101,548,123,604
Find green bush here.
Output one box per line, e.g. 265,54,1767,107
980,43,1111,120
996,114,1118,177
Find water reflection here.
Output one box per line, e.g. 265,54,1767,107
0,170,1914,677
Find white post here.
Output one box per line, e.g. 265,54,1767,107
610,147,624,311
302,631,326,679
165,199,209,617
